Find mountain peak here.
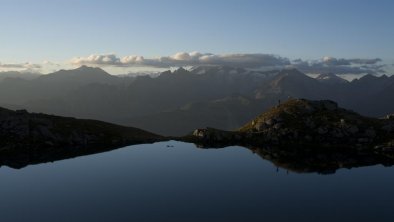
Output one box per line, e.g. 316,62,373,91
360,73,378,80
173,67,189,74
273,68,309,81
279,68,304,75
77,65,89,69
316,73,348,84
75,65,107,73
35,65,119,86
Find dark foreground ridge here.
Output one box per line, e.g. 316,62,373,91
0,107,164,169
1,99,394,173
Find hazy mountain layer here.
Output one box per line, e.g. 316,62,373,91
0,65,393,136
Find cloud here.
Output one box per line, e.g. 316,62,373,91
290,56,385,75
0,62,42,70
43,60,61,66
70,54,121,66
347,58,382,65
0,61,63,73
70,52,290,69
69,53,387,75
321,56,382,66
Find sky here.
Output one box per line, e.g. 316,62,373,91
0,0,393,74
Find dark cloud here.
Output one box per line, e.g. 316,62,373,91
290,57,385,75
348,58,382,65
322,57,351,66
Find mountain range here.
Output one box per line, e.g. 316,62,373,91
1,98,393,171
1,65,393,136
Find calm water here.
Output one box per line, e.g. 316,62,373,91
1,141,394,222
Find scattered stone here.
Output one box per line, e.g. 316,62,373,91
331,129,344,138
254,122,265,131
322,100,338,111
265,119,274,126
303,105,315,114
304,118,316,128
317,127,328,134
191,99,393,152
273,123,283,129
358,138,370,143
382,124,393,132
340,119,346,126
385,114,394,120
347,126,359,134
365,128,376,138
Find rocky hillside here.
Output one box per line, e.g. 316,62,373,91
0,107,163,168
188,99,394,150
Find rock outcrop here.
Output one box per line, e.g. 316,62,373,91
186,99,394,151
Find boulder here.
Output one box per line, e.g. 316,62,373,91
317,127,328,135
254,122,265,131
347,126,359,134
364,128,376,138
322,100,338,111
265,119,274,126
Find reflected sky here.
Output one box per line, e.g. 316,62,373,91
1,141,394,222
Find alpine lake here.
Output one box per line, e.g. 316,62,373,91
1,140,394,222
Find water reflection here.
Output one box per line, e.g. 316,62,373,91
1,141,394,174
1,141,394,222
195,144,394,174
248,146,394,174
0,142,147,169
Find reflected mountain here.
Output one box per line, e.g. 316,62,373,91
249,146,394,174
0,142,151,169
193,144,394,174
3,139,394,174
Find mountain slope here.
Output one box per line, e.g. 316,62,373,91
0,71,39,81
125,95,267,136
